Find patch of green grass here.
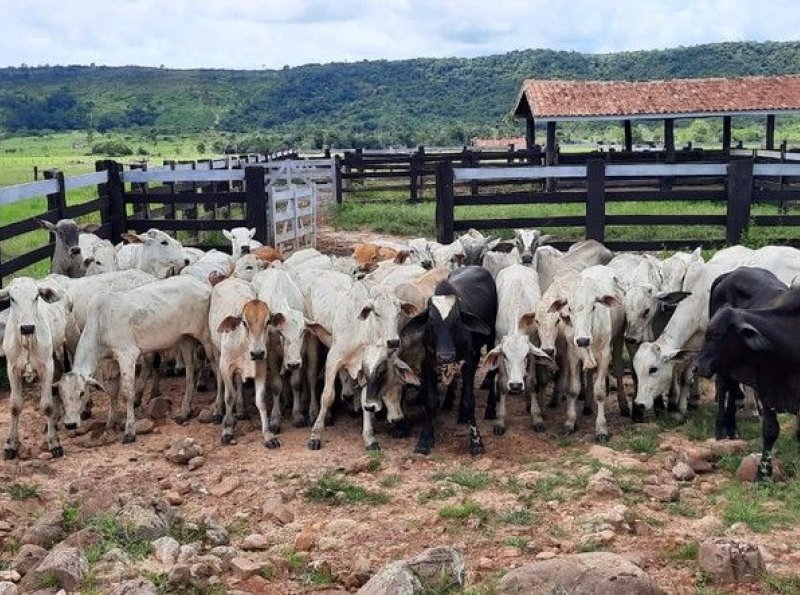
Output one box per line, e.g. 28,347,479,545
611,427,660,455
463,572,504,595
432,469,491,491
365,451,384,472
62,504,80,532
439,500,491,523
169,519,206,544
282,547,308,575
5,482,41,501
549,525,568,539
225,519,249,541
258,565,276,581
86,514,151,561
577,541,600,553
667,501,701,519
528,472,589,503
418,485,457,504
499,508,536,526
504,536,529,550
379,474,403,489
503,478,522,494
764,573,800,594
305,472,390,505
721,481,800,533
665,541,699,561
39,572,60,589
303,565,336,586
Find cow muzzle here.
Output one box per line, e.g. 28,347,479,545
241,245,251,255
624,336,639,345
363,402,381,413
421,260,433,270
631,403,647,423
69,247,81,256
521,254,533,265
508,382,523,395
19,325,35,336
250,350,266,361
64,422,78,431
286,362,301,371
437,352,456,365
386,338,400,350
576,337,591,348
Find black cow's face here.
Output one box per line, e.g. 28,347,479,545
697,307,771,378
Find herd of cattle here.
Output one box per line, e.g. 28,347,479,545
2,220,800,481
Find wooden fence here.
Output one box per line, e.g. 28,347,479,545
0,151,331,285
435,156,800,251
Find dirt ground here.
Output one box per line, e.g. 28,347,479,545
1,230,798,594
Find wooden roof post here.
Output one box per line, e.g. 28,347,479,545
546,121,557,191
623,120,632,153
662,118,675,191
525,117,536,164
722,116,732,154
766,114,776,150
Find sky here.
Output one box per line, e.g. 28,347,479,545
0,0,798,70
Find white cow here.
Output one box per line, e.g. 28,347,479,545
252,268,310,429
477,264,549,434
1,279,71,459
544,265,625,441
223,227,263,257
181,250,233,284
208,278,275,446
83,239,119,275
117,229,189,278
58,275,214,442
535,239,612,291
458,229,493,266
482,248,521,279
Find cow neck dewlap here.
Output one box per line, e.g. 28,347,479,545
431,295,456,319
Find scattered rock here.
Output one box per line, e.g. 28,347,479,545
0,572,19,583
696,515,724,537
241,534,269,551
208,546,240,561
102,548,132,565
62,527,103,549
698,539,765,583
165,438,203,465
644,483,680,503
406,546,464,589
144,397,171,420
535,551,557,560
20,511,64,549
197,409,215,424
318,536,344,552
173,481,191,496
37,452,53,461
204,517,230,547
10,544,47,576
113,578,158,595
167,564,192,586
583,530,615,546
736,454,786,483
586,445,648,470
707,439,750,457
0,583,17,595
151,536,181,565
117,500,169,541
498,552,664,595
187,456,205,471
294,530,315,552
230,557,267,580
357,561,421,595
166,492,184,506
672,462,696,481
134,418,155,435
586,469,622,497
178,543,201,564
28,546,88,592
210,476,240,497
74,426,117,449
262,497,294,525
477,557,494,570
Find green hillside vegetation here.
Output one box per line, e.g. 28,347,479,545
3,41,800,149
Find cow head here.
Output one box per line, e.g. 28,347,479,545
431,241,466,271
269,309,306,372
405,238,434,269
697,306,773,380
632,341,694,421
58,372,103,429
548,281,621,349
122,229,188,279
477,330,550,395
232,254,267,282
0,278,61,340
39,219,83,257
514,228,551,265
458,229,492,266
223,227,257,257
83,240,118,276
218,299,271,361
358,348,420,414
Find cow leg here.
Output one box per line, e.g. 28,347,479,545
305,338,321,425
175,340,197,424
221,372,238,445
612,337,630,417
308,355,341,450
671,364,692,423
255,372,280,449
415,369,439,454
212,361,225,425
268,370,283,434
742,386,760,418
688,369,700,410
484,370,498,420
494,386,507,436
119,357,139,444
150,353,163,399
593,351,610,443
133,356,153,407
715,376,739,440
38,363,63,457
626,341,639,397
4,369,24,459
757,407,780,482
234,377,248,420
547,367,561,409
363,409,379,451
289,368,306,428
529,362,546,432
442,381,456,412
461,357,484,455
564,356,581,435
105,374,121,432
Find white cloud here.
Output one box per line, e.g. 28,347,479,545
0,0,797,69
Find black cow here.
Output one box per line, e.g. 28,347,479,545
707,267,788,439
402,266,497,455
697,284,800,481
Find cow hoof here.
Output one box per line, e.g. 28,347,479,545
80,409,92,421
670,412,685,423
365,442,381,451
595,433,609,444
221,434,234,445
122,433,136,444
493,425,506,436
484,408,497,420
308,438,322,451
50,445,64,458
268,423,281,435
235,412,248,421
582,405,593,416
293,416,307,428
390,420,411,438
469,441,485,456
414,443,432,455
4,448,18,460
264,438,280,449
532,422,546,433
457,411,469,424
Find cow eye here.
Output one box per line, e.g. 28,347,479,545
9,297,14,304
648,366,658,375
161,240,168,246
246,266,253,271
642,308,650,318
79,390,85,397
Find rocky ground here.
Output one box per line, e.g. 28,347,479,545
1,373,799,594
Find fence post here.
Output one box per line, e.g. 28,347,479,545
42,170,66,267
409,150,421,204
435,161,455,244
102,160,126,243
334,154,344,204
726,157,754,245
245,166,268,245
585,159,606,242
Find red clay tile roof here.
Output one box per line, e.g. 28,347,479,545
470,136,526,148
514,75,800,120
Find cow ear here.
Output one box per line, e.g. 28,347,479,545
87,376,104,391
547,298,567,314
306,322,332,345
657,291,691,309
476,347,503,387
560,311,572,326
270,312,287,330
735,321,772,352
81,223,100,234
394,250,410,264
208,271,227,286
518,312,536,331
461,312,492,336
359,304,374,320
491,241,515,254
537,234,553,246
38,219,56,231
121,233,141,244
401,311,429,337
38,286,61,303
248,228,256,239
0,288,9,303
661,348,695,362
400,302,418,317
393,358,420,386
529,342,552,361
83,257,94,267
217,316,242,333
597,294,622,308
222,230,233,242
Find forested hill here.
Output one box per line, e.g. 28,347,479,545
2,41,800,148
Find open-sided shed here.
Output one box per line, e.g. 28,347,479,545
513,75,800,165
